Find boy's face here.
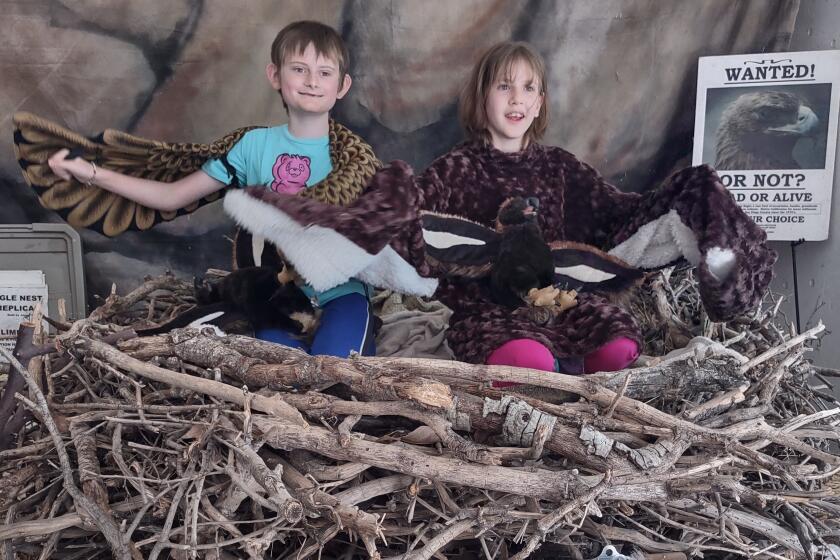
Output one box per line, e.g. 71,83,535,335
484,58,543,152
267,43,351,116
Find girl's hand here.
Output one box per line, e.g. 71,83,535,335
47,148,96,183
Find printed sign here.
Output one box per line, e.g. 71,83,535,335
693,50,840,240
0,271,48,359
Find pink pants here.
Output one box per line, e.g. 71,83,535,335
487,337,639,387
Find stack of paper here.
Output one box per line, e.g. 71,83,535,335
0,270,49,359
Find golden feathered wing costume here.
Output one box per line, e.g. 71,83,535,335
12,111,379,237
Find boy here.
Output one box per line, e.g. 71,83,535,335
47,21,377,357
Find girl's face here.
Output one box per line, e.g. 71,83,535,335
484,59,543,152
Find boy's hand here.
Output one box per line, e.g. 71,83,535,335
48,148,96,183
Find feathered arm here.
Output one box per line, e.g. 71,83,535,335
12,111,254,236
12,112,377,237
389,159,459,277
551,153,775,321
553,156,642,247
608,164,777,321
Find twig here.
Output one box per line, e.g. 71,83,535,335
738,322,825,374
604,373,632,418
226,436,303,522
510,471,613,559
0,342,140,560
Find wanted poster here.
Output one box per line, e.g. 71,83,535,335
693,50,840,241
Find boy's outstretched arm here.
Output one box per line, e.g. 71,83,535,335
48,148,225,212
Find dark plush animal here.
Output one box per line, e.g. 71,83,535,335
137,266,318,336
420,197,643,309
194,266,318,335
715,90,819,170
490,197,554,307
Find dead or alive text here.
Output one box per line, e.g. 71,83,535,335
734,192,813,202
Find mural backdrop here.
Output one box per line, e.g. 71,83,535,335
0,0,800,309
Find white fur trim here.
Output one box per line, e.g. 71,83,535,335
423,229,486,249
670,211,702,267
554,264,616,283
608,209,700,269
224,190,371,291
224,190,437,296
356,246,438,297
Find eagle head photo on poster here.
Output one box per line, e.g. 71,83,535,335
712,88,825,170
693,50,840,241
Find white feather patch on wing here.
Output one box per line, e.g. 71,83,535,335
188,311,226,336
189,311,225,325
554,265,616,283
608,209,700,269
423,229,486,249
224,190,437,296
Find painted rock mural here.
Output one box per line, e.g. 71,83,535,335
0,0,798,307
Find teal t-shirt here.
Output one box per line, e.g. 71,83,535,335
203,125,332,190
203,125,367,306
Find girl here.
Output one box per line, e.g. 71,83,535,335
400,41,776,376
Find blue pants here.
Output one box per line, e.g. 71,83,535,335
255,292,375,357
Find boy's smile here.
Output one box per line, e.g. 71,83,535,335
485,59,543,152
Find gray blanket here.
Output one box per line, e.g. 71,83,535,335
372,291,455,360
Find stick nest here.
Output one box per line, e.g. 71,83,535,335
1,266,838,560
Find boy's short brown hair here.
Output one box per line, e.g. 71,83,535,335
459,42,549,146
270,21,349,82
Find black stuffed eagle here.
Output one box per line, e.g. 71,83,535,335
420,197,644,307
490,197,554,307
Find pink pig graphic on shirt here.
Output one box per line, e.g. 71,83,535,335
271,154,311,194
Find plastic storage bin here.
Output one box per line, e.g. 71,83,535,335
0,223,86,320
